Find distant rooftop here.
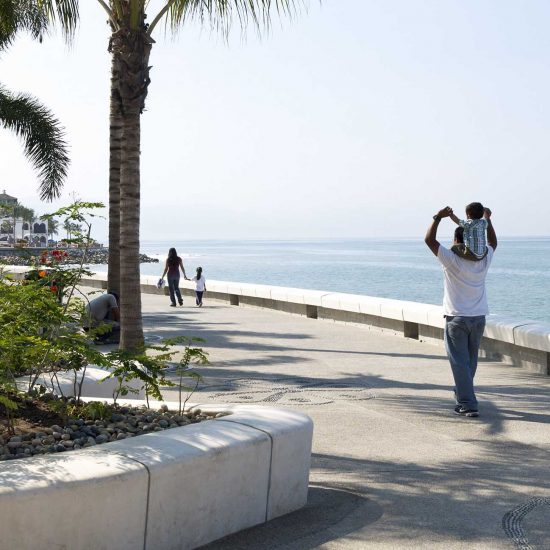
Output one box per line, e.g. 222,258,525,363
0,190,17,203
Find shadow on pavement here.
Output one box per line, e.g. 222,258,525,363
200,485,382,550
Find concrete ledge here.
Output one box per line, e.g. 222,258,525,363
484,315,526,344
0,401,313,550
3,266,550,374
190,403,313,521
514,323,550,352
22,365,139,399
0,450,148,549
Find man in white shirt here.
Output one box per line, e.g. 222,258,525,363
84,291,120,344
425,206,497,417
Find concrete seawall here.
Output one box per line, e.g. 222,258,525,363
3,265,549,375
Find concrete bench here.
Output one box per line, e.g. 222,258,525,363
0,401,313,550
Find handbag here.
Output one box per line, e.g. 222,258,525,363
157,278,165,289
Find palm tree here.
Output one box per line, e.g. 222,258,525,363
0,0,77,201
21,205,34,239
106,30,123,300
11,203,24,241
99,0,299,351
47,217,60,240
63,219,81,240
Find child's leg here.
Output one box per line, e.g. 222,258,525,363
451,243,467,257
451,244,482,261
197,291,204,306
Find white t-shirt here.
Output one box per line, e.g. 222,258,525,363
193,275,206,292
85,293,118,327
437,245,494,316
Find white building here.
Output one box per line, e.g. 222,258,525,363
0,191,49,247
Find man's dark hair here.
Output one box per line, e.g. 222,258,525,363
465,202,484,220
454,227,464,244
108,291,119,305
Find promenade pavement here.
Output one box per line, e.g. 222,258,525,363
134,290,550,550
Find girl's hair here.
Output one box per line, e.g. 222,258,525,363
167,247,178,267
196,266,203,279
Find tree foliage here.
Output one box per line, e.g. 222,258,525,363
0,200,209,433
0,0,73,200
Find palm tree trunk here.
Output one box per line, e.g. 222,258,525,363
113,19,152,351
107,50,122,296
119,108,144,350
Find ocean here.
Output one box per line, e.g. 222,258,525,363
93,238,550,324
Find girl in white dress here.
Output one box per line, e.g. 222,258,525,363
192,267,206,307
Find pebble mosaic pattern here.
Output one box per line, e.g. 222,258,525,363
199,377,376,406
502,498,550,550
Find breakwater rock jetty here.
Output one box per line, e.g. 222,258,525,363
0,248,158,266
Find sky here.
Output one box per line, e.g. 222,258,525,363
1,0,550,242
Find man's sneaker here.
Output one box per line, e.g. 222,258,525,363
454,405,479,418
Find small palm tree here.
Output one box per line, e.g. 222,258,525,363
47,217,60,240
0,0,77,201
63,219,81,241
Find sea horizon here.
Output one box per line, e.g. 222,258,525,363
88,236,550,325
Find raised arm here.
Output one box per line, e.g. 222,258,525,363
424,206,453,256
449,212,460,225
484,208,497,250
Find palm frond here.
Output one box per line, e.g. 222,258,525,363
0,0,49,51
149,0,302,38
36,0,79,42
0,84,69,201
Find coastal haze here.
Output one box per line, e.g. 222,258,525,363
1,0,550,242
1,0,549,323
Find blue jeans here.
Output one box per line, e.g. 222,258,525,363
444,315,486,410
167,275,182,305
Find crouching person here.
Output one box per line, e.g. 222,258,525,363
83,291,120,344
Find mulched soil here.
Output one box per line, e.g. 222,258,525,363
0,395,66,436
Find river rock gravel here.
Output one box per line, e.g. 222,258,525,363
0,404,230,462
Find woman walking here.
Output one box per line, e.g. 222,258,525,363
161,248,188,307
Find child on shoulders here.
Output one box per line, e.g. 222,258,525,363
450,202,491,261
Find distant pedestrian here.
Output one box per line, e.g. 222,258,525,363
425,206,497,418
192,266,206,307
160,248,188,307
